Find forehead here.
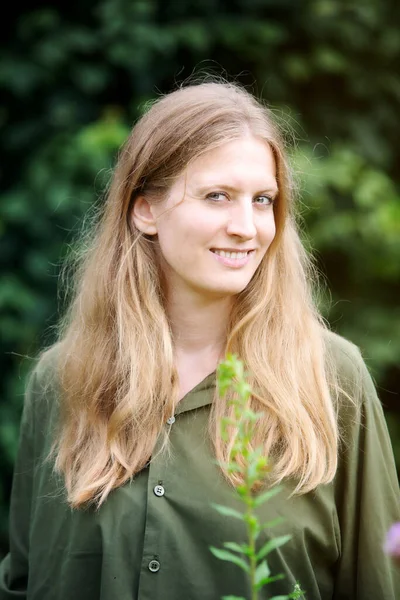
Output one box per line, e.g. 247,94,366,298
185,136,277,189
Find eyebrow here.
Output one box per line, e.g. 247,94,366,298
196,183,279,198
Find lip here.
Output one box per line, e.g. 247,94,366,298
210,248,255,252
209,249,254,269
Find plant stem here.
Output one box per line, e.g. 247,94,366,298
243,448,258,600
248,500,258,600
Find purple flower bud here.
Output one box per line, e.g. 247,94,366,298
384,523,400,564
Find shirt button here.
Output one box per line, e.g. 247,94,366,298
166,415,175,425
148,559,160,573
153,485,165,497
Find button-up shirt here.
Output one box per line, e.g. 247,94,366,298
0,332,399,599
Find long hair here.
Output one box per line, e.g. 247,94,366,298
42,81,342,507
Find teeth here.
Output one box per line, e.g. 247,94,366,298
213,250,249,259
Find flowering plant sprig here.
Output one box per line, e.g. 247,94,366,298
210,353,305,600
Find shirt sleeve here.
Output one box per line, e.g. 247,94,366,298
333,348,400,600
0,370,38,599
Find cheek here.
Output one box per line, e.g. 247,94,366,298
165,209,218,246
155,216,194,264
260,214,276,245
270,219,277,240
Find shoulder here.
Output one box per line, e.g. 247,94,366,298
23,343,62,427
323,329,362,370
34,343,61,385
322,329,383,431
322,329,366,392
322,330,387,444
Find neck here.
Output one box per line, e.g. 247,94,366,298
166,290,232,357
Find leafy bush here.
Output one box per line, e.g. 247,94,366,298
1,0,399,553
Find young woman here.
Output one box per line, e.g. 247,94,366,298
0,81,399,600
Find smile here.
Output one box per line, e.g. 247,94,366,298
210,249,254,268
212,250,249,259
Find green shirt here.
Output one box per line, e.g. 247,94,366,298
0,332,399,599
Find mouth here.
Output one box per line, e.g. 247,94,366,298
210,249,255,259
209,249,255,268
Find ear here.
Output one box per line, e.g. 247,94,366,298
130,195,158,235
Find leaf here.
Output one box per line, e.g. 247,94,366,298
222,596,247,600
211,459,244,473
209,547,249,573
255,559,270,584
256,535,292,561
237,379,251,398
223,541,251,555
221,417,237,427
256,573,285,590
247,457,261,482
254,485,282,507
211,503,244,520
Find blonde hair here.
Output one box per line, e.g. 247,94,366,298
43,81,341,507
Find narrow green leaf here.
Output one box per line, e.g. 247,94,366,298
247,458,260,482
254,485,282,506
255,573,285,591
212,460,243,473
209,547,249,573
211,503,245,520
223,541,251,555
255,559,270,585
222,596,247,600
256,534,292,561
221,417,237,427
237,379,251,397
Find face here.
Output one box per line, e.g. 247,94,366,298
140,136,278,302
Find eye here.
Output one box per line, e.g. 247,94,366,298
254,195,275,206
206,192,228,202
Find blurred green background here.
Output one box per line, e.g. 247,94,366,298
1,0,399,554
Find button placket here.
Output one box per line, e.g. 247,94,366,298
138,433,170,594
137,386,215,596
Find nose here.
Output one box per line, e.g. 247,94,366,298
226,200,257,240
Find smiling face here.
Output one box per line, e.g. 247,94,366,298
133,136,278,303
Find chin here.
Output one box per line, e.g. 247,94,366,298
203,283,250,298
189,275,252,299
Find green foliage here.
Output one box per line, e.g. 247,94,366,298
1,0,399,554
211,354,305,600
291,142,400,396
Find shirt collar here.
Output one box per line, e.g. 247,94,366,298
174,371,216,415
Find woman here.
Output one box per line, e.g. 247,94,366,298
0,81,398,599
